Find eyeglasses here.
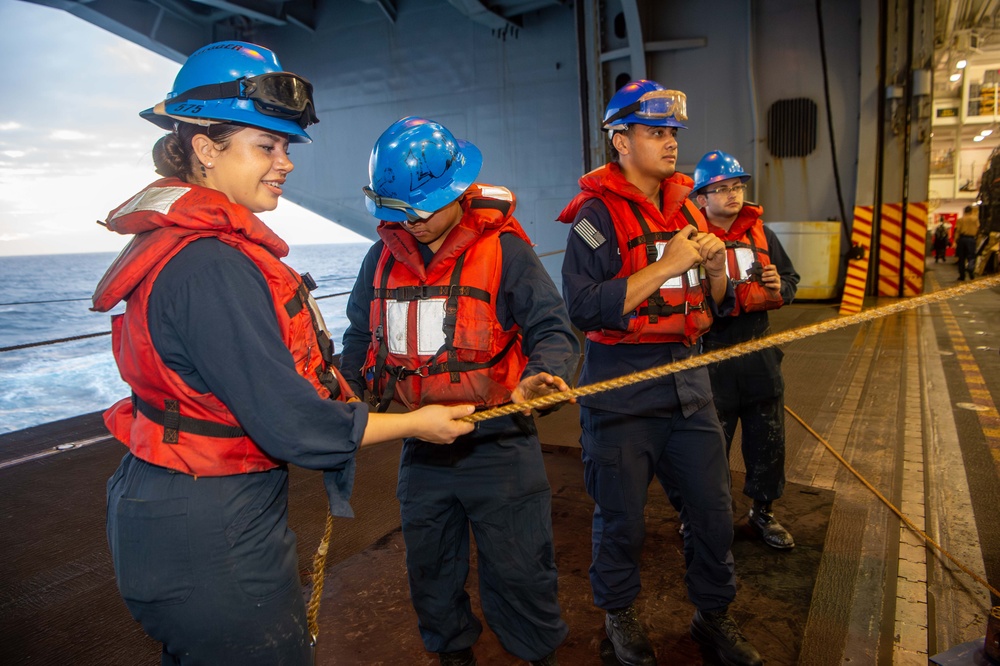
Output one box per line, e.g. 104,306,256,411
704,184,747,196
605,89,688,126
169,73,319,129
363,186,434,222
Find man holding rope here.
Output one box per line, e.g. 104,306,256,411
558,81,762,666
693,150,800,550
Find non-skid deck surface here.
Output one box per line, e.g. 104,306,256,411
0,417,831,665
314,446,833,665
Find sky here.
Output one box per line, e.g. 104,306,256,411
0,0,366,256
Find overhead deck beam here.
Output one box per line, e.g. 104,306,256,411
446,0,519,30
190,0,285,25
356,0,397,23
600,38,708,63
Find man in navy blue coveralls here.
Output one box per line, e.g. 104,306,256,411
341,117,577,666
559,81,763,666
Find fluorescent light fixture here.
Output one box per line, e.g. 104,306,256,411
957,59,968,69
974,135,985,142
982,128,994,136
950,73,962,82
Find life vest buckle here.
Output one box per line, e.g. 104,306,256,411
684,301,705,314
392,364,430,379
398,285,431,300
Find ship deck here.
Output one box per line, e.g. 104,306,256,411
2,260,999,665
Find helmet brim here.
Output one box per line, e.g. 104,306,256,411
693,173,752,193
140,103,312,144
604,117,687,131
366,138,483,222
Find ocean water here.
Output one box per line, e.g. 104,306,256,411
0,243,372,435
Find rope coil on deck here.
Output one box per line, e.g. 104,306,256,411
306,274,1000,643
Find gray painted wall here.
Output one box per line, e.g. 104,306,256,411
31,0,873,277
256,0,582,259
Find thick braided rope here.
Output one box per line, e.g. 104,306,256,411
306,512,334,645
306,274,1000,641
462,274,1000,423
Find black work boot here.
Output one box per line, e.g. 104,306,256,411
690,609,763,666
605,605,656,666
748,500,795,549
529,651,558,666
438,648,477,666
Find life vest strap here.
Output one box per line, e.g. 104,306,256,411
373,284,491,303
626,231,676,250
132,393,247,442
636,301,705,317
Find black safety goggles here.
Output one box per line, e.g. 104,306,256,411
170,72,319,129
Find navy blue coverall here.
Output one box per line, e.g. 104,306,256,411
340,234,578,661
106,238,369,666
561,198,739,614
703,225,799,503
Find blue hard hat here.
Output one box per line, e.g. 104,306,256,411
603,80,688,131
692,150,751,192
363,117,483,223
140,41,317,143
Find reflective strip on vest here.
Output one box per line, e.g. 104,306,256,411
385,298,449,356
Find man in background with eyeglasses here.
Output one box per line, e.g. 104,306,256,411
693,151,800,552
558,81,763,666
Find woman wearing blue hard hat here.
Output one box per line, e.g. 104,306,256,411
93,43,474,664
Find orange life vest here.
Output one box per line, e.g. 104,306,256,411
704,203,784,315
557,163,713,346
91,178,353,476
364,184,530,412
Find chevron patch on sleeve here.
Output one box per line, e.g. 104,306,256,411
574,217,607,250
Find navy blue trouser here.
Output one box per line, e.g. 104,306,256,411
708,347,787,502
580,404,736,613
397,414,567,660
956,234,977,279
107,453,310,665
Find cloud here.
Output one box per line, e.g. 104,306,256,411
0,0,365,256
49,130,89,141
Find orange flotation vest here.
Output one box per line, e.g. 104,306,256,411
557,163,713,346
364,184,530,412
704,203,784,315
92,178,352,476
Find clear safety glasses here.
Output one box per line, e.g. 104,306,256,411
170,72,319,129
606,89,688,126
704,184,747,197
363,187,434,223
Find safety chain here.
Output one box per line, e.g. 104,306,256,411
306,274,1000,645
